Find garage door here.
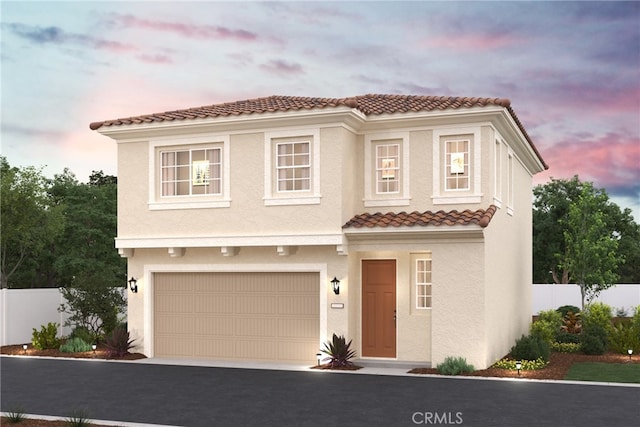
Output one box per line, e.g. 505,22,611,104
154,272,319,363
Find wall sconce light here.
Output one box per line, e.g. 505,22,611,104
515,361,522,376
22,344,28,355
628,348,633,362
128,277,138,293
331,277,340,295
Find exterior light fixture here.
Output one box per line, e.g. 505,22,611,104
128,277,138,293
331,277,340,295
316,352,322,366
92,344,97,355
515,361,522,376
628,349,633,362
22,344,28,354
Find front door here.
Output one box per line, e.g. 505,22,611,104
362,259,397,358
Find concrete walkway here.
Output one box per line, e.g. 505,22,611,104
2,355,639,426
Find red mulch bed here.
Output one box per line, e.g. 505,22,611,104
409,351,639,380
1,343,146,361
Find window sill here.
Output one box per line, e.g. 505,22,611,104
432,195,482,205
264,195,321,206
149,199,231,210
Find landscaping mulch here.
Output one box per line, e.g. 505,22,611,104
0,343,147,361
409,351,639,380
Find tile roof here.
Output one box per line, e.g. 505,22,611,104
89,94,546,169
343,205,497,230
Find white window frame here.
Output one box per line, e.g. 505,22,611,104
432,127,481,205
160,147,223,197
493,138,503,208
264,129,321,206
364,132,410,207
444,139,470,191
507,149,514,216
276,141,311,193
148,136,231,210
376,143,400,194
415,256,432,310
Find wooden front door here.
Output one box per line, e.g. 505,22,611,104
362,259,397,358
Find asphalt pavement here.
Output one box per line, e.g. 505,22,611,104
1,356,639,427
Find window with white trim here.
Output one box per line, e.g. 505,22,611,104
276,141,310,192
507,150,514,215
376,144,400,194
160,147,222,197
494,139,502,206
445,139,470,191
416,257,432,309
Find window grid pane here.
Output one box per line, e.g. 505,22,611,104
160,147,222,197
445,139,470,191
376,144,400,194
276,142,311,192
416,258,432,309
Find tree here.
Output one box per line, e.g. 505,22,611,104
533,176,639,285
561,183,622,309
0,157,63,288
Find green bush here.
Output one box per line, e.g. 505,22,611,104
510,334,550,361
580,325,608,355
4,406,26,424
631,306,640,340
70,326,95,345
556,305,581,318
582,302,613,333
60,337,92,353
530,309,563,344
31,322,62,350
608,321,640,354
493,357,548,370
436,356,474,375
550,341,582,353
555,330,581,344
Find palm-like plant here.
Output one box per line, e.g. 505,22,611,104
320,333,356,368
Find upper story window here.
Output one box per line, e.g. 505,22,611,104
444,139,470,191
364,132,410,207
493,139,503,207
432,127,481,205
507,149,514,215
161,148,222,197
264,129,321,206
376,144,400,194
276,141,310,192
149,137,230,210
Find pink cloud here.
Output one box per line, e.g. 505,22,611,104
423,33,519,51
260,59,304,75
110,14,257,41
534,132,640,194
137,53,173,64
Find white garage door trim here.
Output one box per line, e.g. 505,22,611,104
143,263,328,357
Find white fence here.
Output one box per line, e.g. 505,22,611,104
532,284,640,315
0,288,72,346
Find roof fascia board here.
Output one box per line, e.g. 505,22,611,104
115,233,345,249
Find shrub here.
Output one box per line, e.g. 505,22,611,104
66,410,90,427
608,320,640,354
582,302,613,333
4,407,26,424
530,309,562,344
70,326,95,345
60,337,92,353
556,305,580,318
580,325,608,355
560,311,581,335
493,357,548,370
104,327,135,358
550,342,581,353
510,334,550,361
320,333,356,368
615,307,629,317
555,330,581,344
631,306,640,340
31,322,62,350
436,356,474,375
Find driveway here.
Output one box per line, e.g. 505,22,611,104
1,357,638,426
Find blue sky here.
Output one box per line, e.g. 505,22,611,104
2,1,639,219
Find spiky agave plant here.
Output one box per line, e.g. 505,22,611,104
321,333,356,368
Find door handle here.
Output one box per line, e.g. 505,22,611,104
393,309,397,325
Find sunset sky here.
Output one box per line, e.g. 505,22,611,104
2,1,639,219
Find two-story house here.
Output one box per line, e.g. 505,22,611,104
90,94,547,369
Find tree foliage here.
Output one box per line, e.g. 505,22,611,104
0,157,64,288
533,176,639,286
